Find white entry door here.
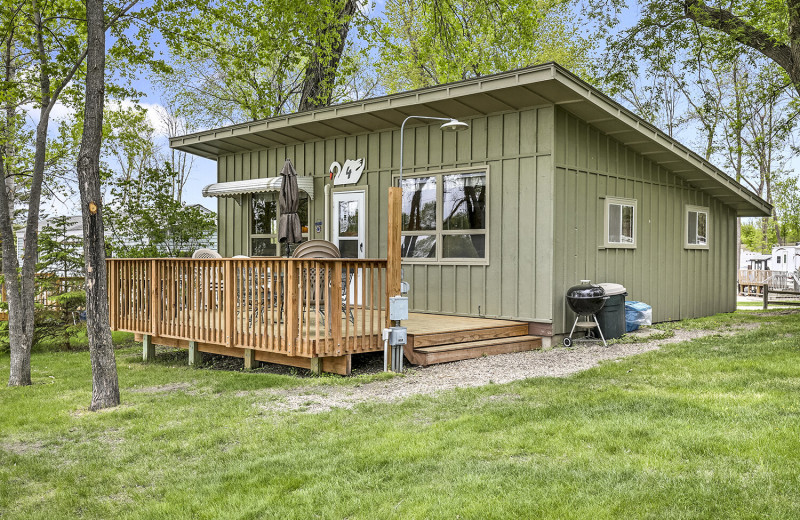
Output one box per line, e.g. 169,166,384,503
332,191,365,305
332,191,365,258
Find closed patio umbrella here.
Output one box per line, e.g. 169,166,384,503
278,158,302,256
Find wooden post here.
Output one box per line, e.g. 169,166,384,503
310,357,322,375
386,186,402,327
286,260,299,356
142,334,155,362
763,283,769,310
225,259,235,348
243,348,256,370
150,259,159,337
188,341,202,366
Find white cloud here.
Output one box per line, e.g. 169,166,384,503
22,101,77,126
108,99,172,135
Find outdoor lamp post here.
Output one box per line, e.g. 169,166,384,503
385,115,469,373
398,116,470,185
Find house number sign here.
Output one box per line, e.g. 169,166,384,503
329,158,366,186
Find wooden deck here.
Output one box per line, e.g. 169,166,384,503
739,269,800,295
133,312,541,374
107,258,541,375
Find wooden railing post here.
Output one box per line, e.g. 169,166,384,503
386,186,402,327
149,259,158,337
106,260,115,330
286,259,299,357
225,259,235,348
331,260,343,353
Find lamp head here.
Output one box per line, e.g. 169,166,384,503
439,119,469,132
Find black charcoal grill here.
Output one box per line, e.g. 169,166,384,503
563,280,608,347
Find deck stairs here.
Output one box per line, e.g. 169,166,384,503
404,322,542,366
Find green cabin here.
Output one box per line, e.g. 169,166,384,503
171,63,771,339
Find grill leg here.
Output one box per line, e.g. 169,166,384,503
593,314,607,347
568,316,580,340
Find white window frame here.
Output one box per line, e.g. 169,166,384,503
395,166,490,265
250,191,310,256
685,204,709,250
603,197,637,249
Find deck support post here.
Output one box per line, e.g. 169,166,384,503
244,348,256,370
386,187,402,328
310,357,322,375
188,341,202,366
142,334,155,362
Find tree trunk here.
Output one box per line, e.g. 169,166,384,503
77,0,119,411
0,39,31,387
298,0,358,110
5,22,54,386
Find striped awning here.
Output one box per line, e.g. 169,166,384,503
201,176,315,199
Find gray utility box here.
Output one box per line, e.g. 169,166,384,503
389,296,409,321
387,326,407,346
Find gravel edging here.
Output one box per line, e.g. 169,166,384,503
254,324,759,414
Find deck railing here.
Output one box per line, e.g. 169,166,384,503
107,258,389,358
0,275,85,310
738,269,800,292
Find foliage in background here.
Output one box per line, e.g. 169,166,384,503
34,216,86,351
107,163,216,257
375,0,595,92
589,0,799,248
139,0,375,128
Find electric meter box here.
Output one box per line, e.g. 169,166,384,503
389,296,409,321
387,327,407,345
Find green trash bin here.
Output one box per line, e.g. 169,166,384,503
597,283,627,340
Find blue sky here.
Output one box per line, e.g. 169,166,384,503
75,0,776,219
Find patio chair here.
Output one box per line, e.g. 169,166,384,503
192,248,222,259
292,240,353,326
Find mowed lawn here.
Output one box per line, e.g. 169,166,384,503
2,311,800,519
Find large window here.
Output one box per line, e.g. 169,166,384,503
604,197,636,248
685,205,709,249
400,170,487,262
251,192,309,256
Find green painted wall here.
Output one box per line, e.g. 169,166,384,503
216,106,556,323
552,107,737,333
216,103,739,333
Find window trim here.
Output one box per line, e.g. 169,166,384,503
249,190,311,257
685,204,709,250
603,196,637,249
393,165,490,265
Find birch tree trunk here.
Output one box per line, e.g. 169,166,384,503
77,0,119,410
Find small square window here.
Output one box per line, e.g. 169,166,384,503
685,205,709,249
604,197,636,248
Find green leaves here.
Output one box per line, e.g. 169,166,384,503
143,0,371,126
106,162,217,258
375,0,595,92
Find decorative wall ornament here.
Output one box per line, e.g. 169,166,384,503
329,158,366,186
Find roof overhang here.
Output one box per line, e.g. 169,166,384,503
172,62,771,217
202,176,315,203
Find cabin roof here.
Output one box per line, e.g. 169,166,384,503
170,62,771,217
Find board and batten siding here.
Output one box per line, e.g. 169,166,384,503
216,106,556,324
552,107,737,333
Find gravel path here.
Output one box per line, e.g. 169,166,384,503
255,325,758,414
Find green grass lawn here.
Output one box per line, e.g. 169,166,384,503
2,310,800,519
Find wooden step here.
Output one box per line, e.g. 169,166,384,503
413,335,542,366
410,323,529,349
